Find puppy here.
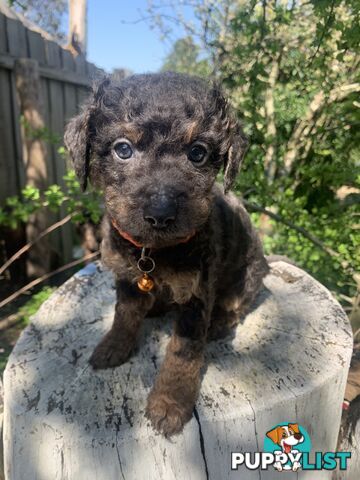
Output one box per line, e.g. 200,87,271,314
266,423,304,471
64,72,269,436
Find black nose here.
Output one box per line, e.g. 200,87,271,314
143,194,177,229
294,433,302,440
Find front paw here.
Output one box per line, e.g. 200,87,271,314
146,390,193,437
89,333,133,369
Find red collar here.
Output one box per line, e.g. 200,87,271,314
111,219,196,249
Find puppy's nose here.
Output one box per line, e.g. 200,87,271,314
294,433,302,440
143,194,177,229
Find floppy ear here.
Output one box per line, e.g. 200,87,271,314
289,423,300,434
64,107,93,191
64,77,111,191
223,122,248,194
266,427,281,445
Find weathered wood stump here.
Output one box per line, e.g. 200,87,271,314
3,261,353,479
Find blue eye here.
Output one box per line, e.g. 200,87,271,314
188,144,208,165
113,141,133,160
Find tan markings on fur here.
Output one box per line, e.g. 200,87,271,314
220,295,243,314
120,123,143,143
165,271,200,304
183,121,199,144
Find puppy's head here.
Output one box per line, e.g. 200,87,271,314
266,423,304,453
65,72,247,248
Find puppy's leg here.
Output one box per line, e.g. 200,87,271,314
208,257,268,340
90,279,154,369
146,297,207,436
207,305,238,341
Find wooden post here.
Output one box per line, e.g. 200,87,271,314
3,261,353,479
14,58,50,277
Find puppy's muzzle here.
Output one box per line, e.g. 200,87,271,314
144,193,177,229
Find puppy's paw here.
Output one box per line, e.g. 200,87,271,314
89,335,132,369
207,323,233,341
145,391,193,437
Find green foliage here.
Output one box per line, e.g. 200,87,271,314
221,0,359,300
162,37,211,77
0,185,42,228
17,286,55,327
0,169,103,230
158,0,360,303
21,116,62,144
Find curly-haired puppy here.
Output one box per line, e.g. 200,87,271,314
64,72,269,437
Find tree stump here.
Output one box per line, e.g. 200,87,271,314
3,261,353,479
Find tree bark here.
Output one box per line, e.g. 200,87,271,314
68,0,87,56
15,58,50,277
3,261,352,479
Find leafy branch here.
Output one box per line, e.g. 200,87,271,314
0,170,102,231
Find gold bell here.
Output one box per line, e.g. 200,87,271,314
137,273,155,292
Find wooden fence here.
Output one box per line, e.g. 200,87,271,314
0,6,102,275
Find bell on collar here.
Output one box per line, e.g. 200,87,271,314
137,273,155,292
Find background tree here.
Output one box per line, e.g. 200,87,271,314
161,37,211,76
67,0,87,55
10,0,67,42
155,0,360,323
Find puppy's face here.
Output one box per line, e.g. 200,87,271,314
266,424,304,454
65,73,247,248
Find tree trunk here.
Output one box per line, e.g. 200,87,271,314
3,261,353,479
68,0,87,56
14,58,50,277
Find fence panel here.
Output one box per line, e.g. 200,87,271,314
0,8,102,271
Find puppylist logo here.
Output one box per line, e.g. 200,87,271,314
231,422,351,472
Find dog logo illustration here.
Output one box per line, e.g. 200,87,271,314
266,423,305,471
232,421,350,472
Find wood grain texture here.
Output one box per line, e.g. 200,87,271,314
5,18,27,57
0,68,20,202
27,31,46,65
335,417,360,480
3,261,353,480
45,41,62,69
14,58,50,276
0,4,104,265
0,14,7,55
47,78,73,264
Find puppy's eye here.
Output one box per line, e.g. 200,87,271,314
113,141,133,160
188,144,208,166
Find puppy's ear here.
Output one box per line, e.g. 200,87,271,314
289,423,300,434
223,121,248,194
64,106,92,191
266,427,281,445
64,77,111,191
